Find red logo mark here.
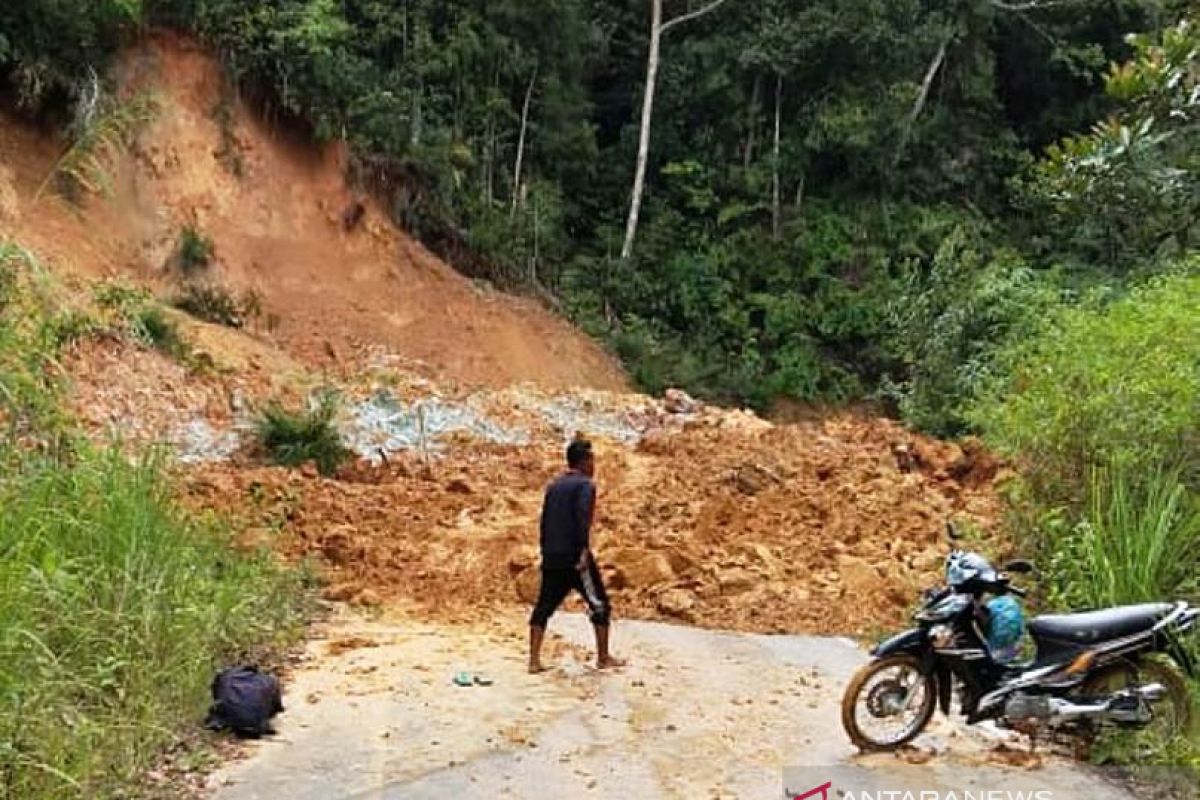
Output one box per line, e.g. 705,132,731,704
792,781,832,800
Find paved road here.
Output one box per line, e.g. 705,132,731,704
208,611,1133,800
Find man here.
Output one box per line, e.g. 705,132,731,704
528,438,625,673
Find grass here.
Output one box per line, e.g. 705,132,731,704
1049,465,1200,610
0,241,310,798
256,393,351,476
38,92,157,202
132,305,189,360
177,226,214,274
0,446,309,798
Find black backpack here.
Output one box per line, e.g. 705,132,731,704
204,666,284,737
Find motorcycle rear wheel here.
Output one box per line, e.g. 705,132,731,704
1080,656,1192,756
841,654,937,751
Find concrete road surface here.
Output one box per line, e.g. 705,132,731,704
208,611,1133,800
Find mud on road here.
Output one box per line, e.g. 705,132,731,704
207,610,1133,800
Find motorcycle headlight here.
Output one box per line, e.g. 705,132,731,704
928,624,955,649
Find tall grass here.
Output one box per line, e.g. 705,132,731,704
1051,465,1200,609
0,242,309,797
0,446,308,798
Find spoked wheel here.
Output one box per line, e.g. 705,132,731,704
1079,656,1193,759
841,654,937,751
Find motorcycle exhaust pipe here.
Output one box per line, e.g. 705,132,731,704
1043,683,1167,724
1136,682,1167,702
1047,698,1109,722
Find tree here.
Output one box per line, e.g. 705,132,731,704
620,0,731,261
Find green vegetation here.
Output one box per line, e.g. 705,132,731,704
0,447,308,798
8,0,1193,410
177,225,214,273
4,0,1200,775
973,270,1200,506
95,280,191,360
0,243,308,798
1050,466,1200,610
256,393,350,477
173,282,258,328
41,91,157,201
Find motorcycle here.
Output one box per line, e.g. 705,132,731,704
841,523,1197,751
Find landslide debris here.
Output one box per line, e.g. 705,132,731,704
182,393,1000,637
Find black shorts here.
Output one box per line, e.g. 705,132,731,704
529,560,611,627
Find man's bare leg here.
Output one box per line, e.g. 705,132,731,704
594,624,626,669
528,625,548,674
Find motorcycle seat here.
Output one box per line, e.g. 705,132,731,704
1028,602,1174,645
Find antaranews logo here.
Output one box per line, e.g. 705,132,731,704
784,767,1058,800
788,789,1052,800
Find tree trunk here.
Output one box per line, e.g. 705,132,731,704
621,0,729,261
621,0,663,262
772,74,783,242
511,65,538,219
794,173,806,218
894,32,951,164
743,73,762,170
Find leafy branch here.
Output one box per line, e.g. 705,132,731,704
36,91,158,202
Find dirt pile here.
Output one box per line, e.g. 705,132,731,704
0,33,625,392
184,400,1001,636
2,32,1004,638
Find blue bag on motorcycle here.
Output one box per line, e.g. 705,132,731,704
985,595,1025,663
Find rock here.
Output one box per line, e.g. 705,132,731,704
663,388,699,415
445,477,473,495
507,546,539,576
728,463,781,495
319,526,362,566
717,567,757,595
892,442,916,473
610,549,675,588
515,567,540,604
656,588,695,621
731,542,778,570
603,564,627,591
299,460,320,479
321,582,362,602
836,554,882,596
352,588,383,607
662,546,699,576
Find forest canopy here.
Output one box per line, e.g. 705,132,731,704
1,0,1196,426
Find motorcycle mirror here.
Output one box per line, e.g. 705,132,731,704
1004,559,1034,574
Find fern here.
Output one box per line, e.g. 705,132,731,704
37,92,158,201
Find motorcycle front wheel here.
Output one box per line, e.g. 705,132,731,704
841,654,937,751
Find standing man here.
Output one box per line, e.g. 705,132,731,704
529,438,625,673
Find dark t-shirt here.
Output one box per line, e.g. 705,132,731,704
539,471,596,569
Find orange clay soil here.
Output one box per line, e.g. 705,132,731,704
0,32,625,393
182,410,1002,637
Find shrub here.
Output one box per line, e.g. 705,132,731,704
41,308,99,348
971,267,1200,505
886,227,1063,437
256,393,350,476
177,226,214,273
173,283,249,328
131,305,188,360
